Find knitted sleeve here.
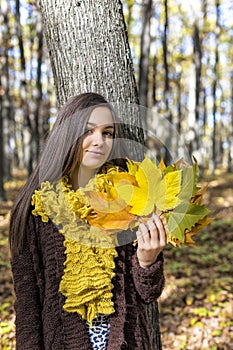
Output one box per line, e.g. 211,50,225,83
11,216,44,350
131,248,165,304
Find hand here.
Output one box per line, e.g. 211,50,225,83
136,213,167,269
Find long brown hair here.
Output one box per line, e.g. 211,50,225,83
9,92,128,255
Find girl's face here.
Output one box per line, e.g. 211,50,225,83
80,106,114,172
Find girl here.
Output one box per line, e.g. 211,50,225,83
9,92,166,350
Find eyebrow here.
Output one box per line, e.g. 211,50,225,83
86,122,114,129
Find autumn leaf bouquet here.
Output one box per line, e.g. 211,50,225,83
81,156,212,247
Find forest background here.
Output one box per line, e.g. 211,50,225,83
0,0,233,349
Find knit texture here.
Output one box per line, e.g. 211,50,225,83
11,215,165,349
31,179,118,324
60,235,117,323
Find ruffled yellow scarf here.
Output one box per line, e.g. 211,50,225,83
31,177,118,324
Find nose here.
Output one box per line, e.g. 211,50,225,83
92,130,104,146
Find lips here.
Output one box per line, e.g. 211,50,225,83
87,150,104,156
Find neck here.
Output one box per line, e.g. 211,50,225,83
70,165,96,190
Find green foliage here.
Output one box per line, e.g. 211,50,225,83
167,202,210,242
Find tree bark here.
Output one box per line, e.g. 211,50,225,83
162,0,172,164
211,0,220,175
152,55,158,106
15,0,33,173
39,0,161,348
33,13,44,160
162,0,170,118
227,72,233,172
139,0,153,108
193,21,202,150
1,0,13,182
0,76,6,201
39,0,138,106
193,22,202,124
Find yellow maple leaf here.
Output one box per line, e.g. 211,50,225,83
81,157,212,248
84,191,136,232
84,190,128,214
87,207,136,232
161,170,182,210
115,156,182,216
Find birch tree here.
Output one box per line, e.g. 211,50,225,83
39,0,162,348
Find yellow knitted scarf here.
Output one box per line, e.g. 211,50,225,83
31,176,118,324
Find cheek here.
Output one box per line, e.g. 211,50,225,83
82,136,89,150
107,139,113,153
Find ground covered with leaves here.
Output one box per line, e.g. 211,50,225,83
160,172,233,349
0,172,232,349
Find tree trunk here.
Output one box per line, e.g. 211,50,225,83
152,55,158,106
33,13,44,160
1,0,13,181
0,3,6,200
39,0,138,107
15,0,32,173
211,0,220,175
193,21,202,150
162,0,169,117
203,87,207,136
139,0,153,108
193,22,202,124
162,0,172,164
39,0,161,348
0,76,6,201
227,72,233,172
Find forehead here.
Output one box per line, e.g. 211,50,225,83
87,107,114,126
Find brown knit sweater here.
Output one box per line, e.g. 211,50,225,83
11,214,165,350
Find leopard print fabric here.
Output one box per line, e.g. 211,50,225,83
87,314,110,350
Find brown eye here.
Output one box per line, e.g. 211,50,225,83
84,129,93,135
103,130,114,138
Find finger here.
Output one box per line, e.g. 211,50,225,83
136,223,147,243
138,222,151,244
144,220,158,244
147,219,159,244
147,219,158,236
136,230,145,245
152,214,166,245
